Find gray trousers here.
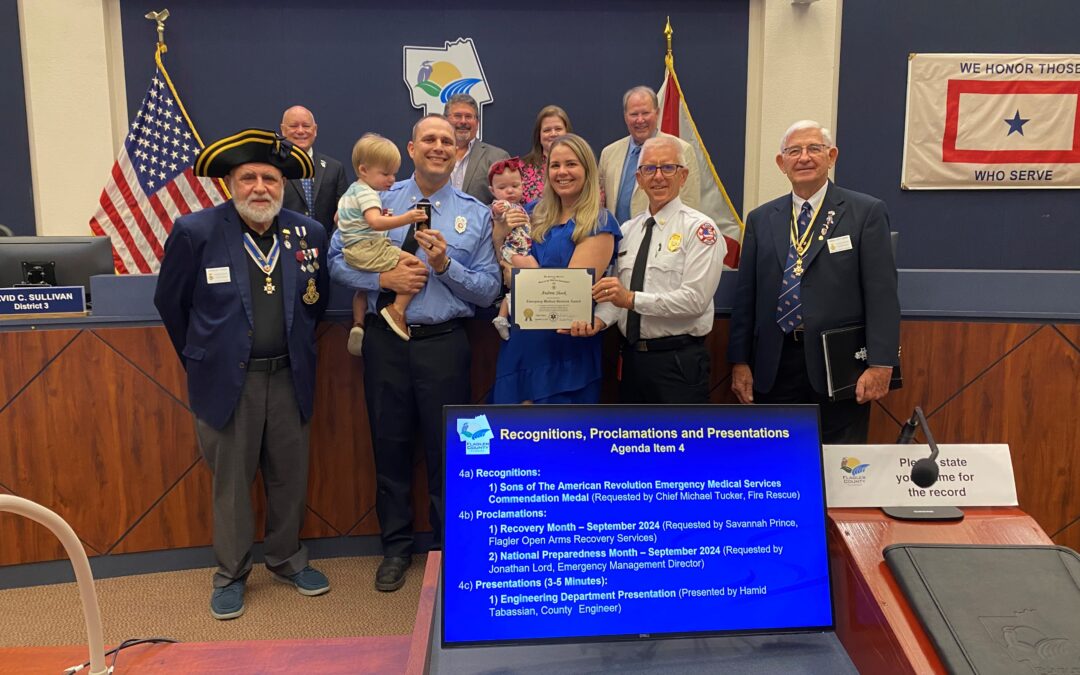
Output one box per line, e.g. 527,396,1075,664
195,367,310,588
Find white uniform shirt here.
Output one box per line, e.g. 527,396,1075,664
596,197,725,339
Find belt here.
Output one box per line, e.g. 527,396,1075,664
247,354,290,373
623,334,704,353
370,313,463,340
787,328,806,343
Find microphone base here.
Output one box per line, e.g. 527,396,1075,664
881,506,964,521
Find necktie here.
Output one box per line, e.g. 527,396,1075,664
301,178,314,216
776,201,813,334
614,144,641,224
624,217,656,344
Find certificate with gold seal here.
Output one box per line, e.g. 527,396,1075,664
510,268,594,330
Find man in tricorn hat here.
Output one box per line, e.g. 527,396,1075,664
155,129,331,620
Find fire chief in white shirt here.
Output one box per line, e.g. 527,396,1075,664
573,135,725,403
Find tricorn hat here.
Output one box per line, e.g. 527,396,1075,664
194,129,314,179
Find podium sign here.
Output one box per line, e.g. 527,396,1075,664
822,444,1017,508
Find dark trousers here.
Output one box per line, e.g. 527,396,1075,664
195,368,310,588
754,332,870,444
363,316,471,557
619,340,711,404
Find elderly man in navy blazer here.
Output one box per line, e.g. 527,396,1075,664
728,120,900,444
155,129,330,620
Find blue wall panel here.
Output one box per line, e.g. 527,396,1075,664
0,0,35,235
119,0,747,214
837,0,1080,270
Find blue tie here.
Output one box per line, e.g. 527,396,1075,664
776,201,814,334
615,144,641,223
301,178,314,216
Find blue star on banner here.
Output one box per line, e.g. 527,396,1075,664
1004,110,1030,136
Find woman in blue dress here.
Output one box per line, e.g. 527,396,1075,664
491,133,622,404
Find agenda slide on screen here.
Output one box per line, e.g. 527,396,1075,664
442,405,833,646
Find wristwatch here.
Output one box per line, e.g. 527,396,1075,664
437,257,452,275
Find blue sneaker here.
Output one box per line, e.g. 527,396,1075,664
273,565,330,596
210,579,245,620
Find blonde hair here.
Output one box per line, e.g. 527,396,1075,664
351,133,401,177
530,134,602,245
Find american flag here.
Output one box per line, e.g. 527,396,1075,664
89,47,227,273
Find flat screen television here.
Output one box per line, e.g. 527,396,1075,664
442,404,833,647
0,236,114,301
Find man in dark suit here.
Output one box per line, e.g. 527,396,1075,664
728,120,900,444
444,94,509,204
280,105,349,234
155,129,331,620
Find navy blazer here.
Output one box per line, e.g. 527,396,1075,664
154,201,329,429
283,151,349,234
728,182,900,394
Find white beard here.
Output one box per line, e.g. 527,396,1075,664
234,193,283,227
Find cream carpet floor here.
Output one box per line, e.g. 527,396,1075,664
0,555,424,646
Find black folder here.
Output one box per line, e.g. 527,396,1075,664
820,324,902,400
884,544,1080,675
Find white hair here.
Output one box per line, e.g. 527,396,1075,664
780,120,834,151
638,136,685,167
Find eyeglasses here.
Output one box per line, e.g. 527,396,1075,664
781,144,829,159
637,164,684,177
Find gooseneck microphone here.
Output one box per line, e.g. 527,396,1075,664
885,406,963,521
897,406,941,488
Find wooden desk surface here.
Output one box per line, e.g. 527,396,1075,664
0,635,410,675
828,506,1052,675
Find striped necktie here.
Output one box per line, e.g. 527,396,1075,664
775,201,813,334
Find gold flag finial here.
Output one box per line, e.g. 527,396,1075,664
145,9,170,51
664,16,674,67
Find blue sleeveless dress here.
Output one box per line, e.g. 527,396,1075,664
491,210,622,404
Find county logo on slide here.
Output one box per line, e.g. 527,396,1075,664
403,38,493,136
457,415,494,455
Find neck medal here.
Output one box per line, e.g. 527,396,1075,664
243,232,280,295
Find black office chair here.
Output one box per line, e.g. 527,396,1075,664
0,224,13,237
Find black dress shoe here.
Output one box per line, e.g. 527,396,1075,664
375,555,412,592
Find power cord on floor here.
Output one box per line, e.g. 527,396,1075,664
62,637,179,674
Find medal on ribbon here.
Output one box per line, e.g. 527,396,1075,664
243,233,280,295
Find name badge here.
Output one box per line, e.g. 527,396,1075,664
828,235,853,253
206,267,231,284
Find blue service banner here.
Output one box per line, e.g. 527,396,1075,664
0,286,86,316
442,405,832,646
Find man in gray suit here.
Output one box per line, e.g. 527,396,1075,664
445,94,509,204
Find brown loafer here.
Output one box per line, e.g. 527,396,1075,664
379,306,411,341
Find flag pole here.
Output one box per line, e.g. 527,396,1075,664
145,8,170,54
664,16,673,71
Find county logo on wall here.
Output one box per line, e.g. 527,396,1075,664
403,38,493,138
